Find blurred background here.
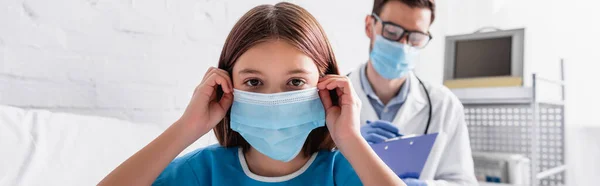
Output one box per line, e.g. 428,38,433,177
0,0,598,185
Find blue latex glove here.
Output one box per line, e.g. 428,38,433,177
402,178,427,186
360,120,402,144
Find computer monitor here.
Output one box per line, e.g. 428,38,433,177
443,28,525,87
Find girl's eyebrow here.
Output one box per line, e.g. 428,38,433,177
239,68,313,75
287,69,312,75
238,68,263,75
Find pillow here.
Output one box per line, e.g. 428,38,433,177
0,105,214,186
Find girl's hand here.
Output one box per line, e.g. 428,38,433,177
318,75,405,186
177,67,234,138
99,67,233,186
317,75,362,146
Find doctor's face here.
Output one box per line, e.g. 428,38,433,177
366,1,432,49
232,39,320,94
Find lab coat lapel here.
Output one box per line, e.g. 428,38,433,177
349,65,378,126
391,72,427,131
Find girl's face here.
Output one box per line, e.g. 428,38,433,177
232,40,320,93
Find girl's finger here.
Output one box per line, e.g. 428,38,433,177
212,70,233,93
206,70,233,93
321,78,359,106
202,73,232,95
219,92,234,111
324,78,352,95
329,78,353,95
201,67,216,84
212,68,231,83
318,74,340,82
317,77,344,90
319,89,333,110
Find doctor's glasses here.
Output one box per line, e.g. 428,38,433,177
372,13,432,49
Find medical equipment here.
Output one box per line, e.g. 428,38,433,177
416,76,432,135
473,152,531,185
453,60,567,186
443,28,525,89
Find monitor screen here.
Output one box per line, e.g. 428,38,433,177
454,37,512,78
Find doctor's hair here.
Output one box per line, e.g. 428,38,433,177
372,0,436,24
213,2,339,156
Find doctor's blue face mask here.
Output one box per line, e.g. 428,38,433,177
369,18,420,80
229,88,326,162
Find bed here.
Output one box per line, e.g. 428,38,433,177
0,105,212,186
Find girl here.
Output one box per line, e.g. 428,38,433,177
99,2,404,186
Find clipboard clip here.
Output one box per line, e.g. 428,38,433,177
384,134,420,142
382,134,419,150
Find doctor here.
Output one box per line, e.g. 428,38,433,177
349,0,478,185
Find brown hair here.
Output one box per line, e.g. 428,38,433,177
213,2,338,156
372,0,436,24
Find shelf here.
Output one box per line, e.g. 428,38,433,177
479,182,525,186
451,87,533,104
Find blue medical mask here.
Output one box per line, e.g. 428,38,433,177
230,88,326,162
370,35,418,79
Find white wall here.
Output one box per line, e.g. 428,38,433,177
559,2,600,185
0,0,450,125
557,0,600,128
412,0,449,83
0,0,392,125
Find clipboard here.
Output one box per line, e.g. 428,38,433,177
370,133,439,179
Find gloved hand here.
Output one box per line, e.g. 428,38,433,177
402,178,427,186
360,120,402,144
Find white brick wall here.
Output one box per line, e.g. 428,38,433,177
0,0,446,125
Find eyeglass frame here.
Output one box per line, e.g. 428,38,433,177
371,13,433,49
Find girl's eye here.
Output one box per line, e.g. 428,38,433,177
288,79,306,87
245,79,262,87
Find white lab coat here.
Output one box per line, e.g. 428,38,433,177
348,65,478,186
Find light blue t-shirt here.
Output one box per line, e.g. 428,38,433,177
152,144,362,186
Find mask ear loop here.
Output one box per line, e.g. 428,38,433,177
369,14,382,55
370,15,378,39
